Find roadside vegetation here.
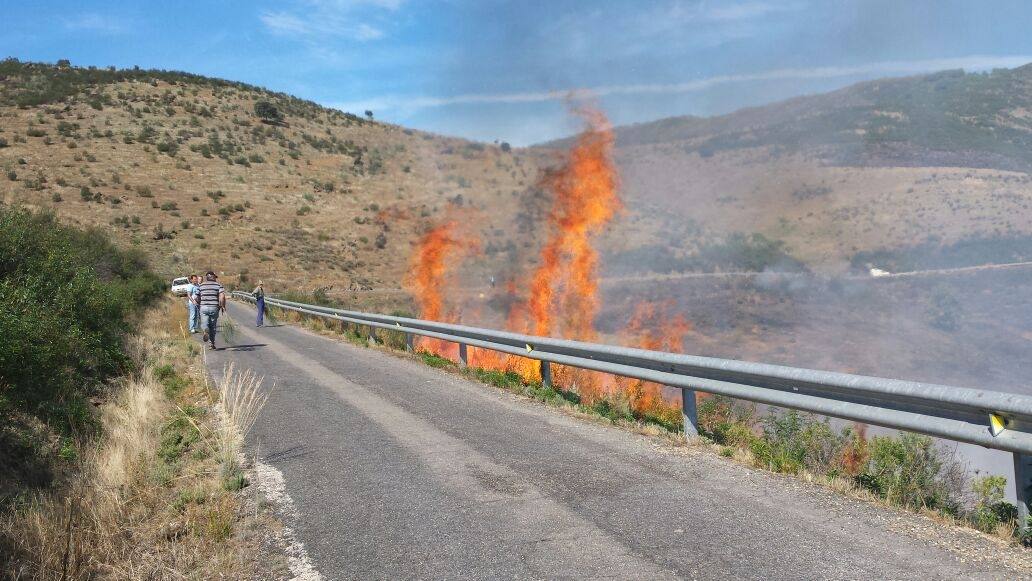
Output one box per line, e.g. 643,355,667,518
262,291,1030,547
0,207,276,579
0,206,163,489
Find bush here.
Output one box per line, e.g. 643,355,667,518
855,433,960,513
751,411,842,475
972,475,1017,532
254,100,281,123
0,208,163,433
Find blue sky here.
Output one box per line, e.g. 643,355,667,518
4,1,1032,145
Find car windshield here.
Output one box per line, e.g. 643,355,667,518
172,278,188,285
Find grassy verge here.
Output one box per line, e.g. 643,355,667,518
1,299,277,578
261,294,1031,547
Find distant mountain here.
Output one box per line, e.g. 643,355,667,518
550,64,1032,172
544,64,1032,273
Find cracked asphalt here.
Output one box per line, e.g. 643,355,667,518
203,301,1031,580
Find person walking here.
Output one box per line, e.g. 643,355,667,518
186,274,200,333
253,280,266,327
194,271,226,350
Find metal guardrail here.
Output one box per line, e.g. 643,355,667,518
234,291,1032,523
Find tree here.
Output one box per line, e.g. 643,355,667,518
500,141,511,153
254,100,282,123
364,110,374,120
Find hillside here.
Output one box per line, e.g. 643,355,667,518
5,59,1032,298
545,65,1032,274
0,59,565,302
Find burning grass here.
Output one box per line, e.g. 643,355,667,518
0,299,276,579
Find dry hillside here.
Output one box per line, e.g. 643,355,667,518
0,59,569,303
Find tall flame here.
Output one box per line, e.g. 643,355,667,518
404,106,692,422
406,218,478,357
469,106,621,387
528,106,620,340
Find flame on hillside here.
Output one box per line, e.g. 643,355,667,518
409,105,685,420
528,106,620,340
614,301,691,415
470,106,620,389
406,217,478,358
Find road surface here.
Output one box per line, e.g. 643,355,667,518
204,301,1030,580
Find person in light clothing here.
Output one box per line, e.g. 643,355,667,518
253,281,266,327
186,274,200,333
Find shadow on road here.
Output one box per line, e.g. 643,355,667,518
223,343,268,351
264,444,308,463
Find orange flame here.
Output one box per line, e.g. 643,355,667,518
615,301,691,415
404,106,695,422
527,106,620,340
406,218,478,358
469,106,622,392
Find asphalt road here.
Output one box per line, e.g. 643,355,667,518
204,301,1030,580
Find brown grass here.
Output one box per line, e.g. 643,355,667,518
212,363,268,472
0,299,274,579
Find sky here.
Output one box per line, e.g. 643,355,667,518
3,1,1032,145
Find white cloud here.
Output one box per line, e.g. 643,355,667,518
354,23,385,41
331,54,1032,113
259,0,400,42
260,12,312,36
703,1,804,22
63,14,127,34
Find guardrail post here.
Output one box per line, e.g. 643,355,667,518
1015,453,1032,531
681,387,699,439
458,343,468,368
405,333,414,352
540,360,552,388
367,326,377,346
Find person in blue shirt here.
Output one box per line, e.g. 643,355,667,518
186,274,200,333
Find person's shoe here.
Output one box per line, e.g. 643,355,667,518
209,342,217,350
202,330,209,342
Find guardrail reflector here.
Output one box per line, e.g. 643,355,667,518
991,413,1008,437
526,344,533,353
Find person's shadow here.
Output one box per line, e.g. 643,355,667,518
223,343,267,351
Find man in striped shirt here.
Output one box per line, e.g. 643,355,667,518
193,271,226,350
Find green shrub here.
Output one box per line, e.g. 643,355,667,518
0,208,163,433
855,433,960,513
972,475,1017,532
751,411,843,475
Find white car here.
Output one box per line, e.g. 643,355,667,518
170,276,192,296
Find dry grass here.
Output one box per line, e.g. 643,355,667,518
0,299,274,579
212,363,268,471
